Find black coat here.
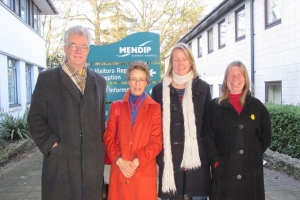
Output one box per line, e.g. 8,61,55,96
27,67,106,200
204,95,271,200
151,78,212,199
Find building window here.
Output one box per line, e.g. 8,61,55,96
25,64,32,103
2,0,13,9
235,5,246,41
197,35,202,58
207,28,213,54
20,0,28,22
15,0,20,15
210,85,213,98
188,42,192,50
265,0,281,28
33,5,41,33
219,84,222,95
7,59,18,106
265,81,282,104
218,19,226,49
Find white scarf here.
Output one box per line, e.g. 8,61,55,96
162,71,201,194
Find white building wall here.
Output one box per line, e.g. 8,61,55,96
0,6,46,66
0,4,47,116
254,0,300,104
0,54,9,111
188,0,300,104
194,1,251,99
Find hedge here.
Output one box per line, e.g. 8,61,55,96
265,104,300,159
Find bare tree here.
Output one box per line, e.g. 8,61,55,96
67,0,130,45
41,0,75,68
121,0,207,61
43,0,207,69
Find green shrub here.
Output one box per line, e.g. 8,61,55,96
0,138,7,149
265,104,300,159
0,109,31,141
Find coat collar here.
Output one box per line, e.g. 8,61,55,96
120,90,158,125
59,66,96,103
218,94,252,108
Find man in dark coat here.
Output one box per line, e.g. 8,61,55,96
27,25,106,200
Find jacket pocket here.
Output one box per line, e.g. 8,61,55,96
212,156,226,179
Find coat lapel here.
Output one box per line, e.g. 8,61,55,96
82,68,96,103
133,94,151,125
59,67,81,103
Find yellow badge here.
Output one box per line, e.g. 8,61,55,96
250,114,255,120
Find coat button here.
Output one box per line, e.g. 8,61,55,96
239,150,244,154
239,124,243,129
126,180,129,184
237,175,242,179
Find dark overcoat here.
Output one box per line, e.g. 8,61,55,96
151,78,212,199
204,95,271,200
27,67,106,200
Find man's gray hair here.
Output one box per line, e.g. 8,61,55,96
64,25,92,46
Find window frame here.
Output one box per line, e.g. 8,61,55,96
265,0,281,29
15,0,20,16
197,35,202,58
235,5,246,42
218,19,226,49
209,84,213,98
33,4,41,33
20,0,28,23
207,28,214,54
188,42,192,50
25,64,32,104
7,58,19,107
2,0,13,9
265,81,282,104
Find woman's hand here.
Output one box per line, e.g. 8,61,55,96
116,158,137,178
132,158,140,168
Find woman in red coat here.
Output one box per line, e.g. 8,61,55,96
104,61,163,200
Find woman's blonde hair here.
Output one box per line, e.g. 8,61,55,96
218,61,251,105
163,43,199,79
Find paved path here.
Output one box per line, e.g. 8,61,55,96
0,147,299,200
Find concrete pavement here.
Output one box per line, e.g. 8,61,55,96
0,147,299,200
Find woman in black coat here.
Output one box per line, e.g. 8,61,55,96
204,61,271,200
151,43,211,200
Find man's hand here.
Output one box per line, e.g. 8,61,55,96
52,142,58,148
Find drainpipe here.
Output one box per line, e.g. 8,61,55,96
250,0,255,96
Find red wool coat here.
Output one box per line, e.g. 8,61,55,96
104,91,162,200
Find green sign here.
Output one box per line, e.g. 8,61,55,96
87,32,160,63
86,32,160,119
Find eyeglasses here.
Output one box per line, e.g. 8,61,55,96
67,44,89,52
129,78,147,84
